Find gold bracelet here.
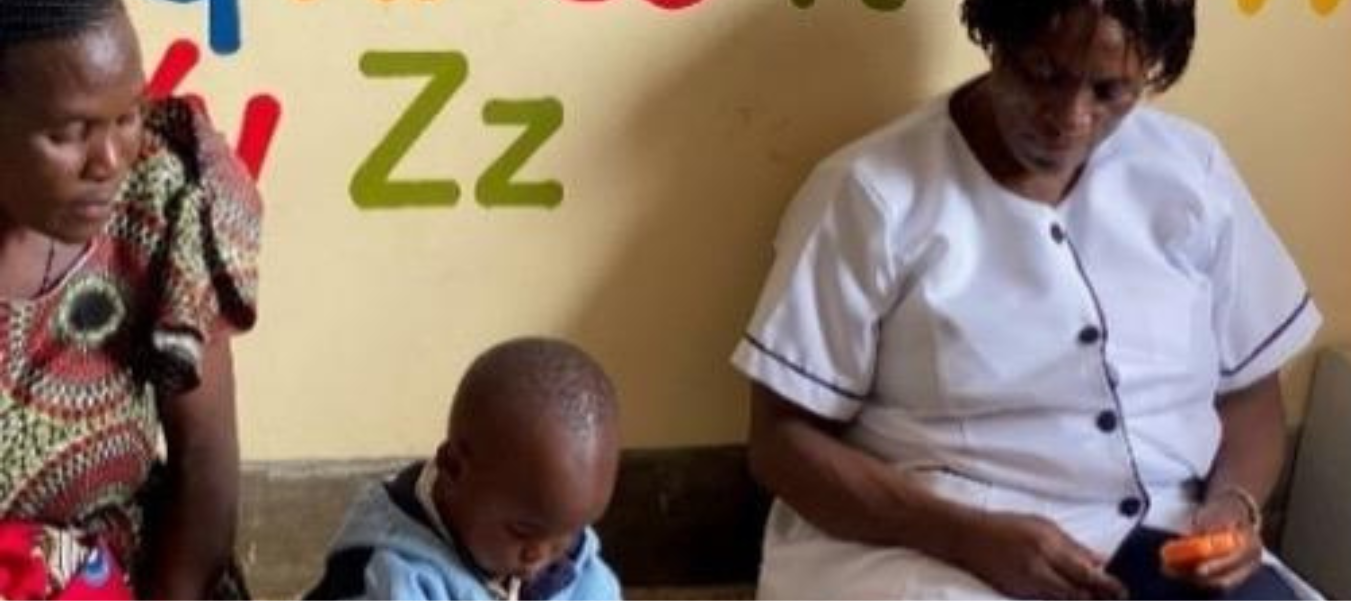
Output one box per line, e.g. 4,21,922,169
1215,485,1263,531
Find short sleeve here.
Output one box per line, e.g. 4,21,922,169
731,161,904,421
135,99,263,394
1207,144,1321,393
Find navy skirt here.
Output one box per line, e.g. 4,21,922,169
1105,527,1297,600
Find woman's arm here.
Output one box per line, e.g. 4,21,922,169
1206,372,1287,518
1186,372,1287,590
748,383,962,550
747,383,1125,599
142,337,240,599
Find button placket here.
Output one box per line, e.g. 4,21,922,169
1118,496,1143,518
1105,362,1121,390
1049,222,1067,244
1078,325,1102,345
1095,410,1119,433
1050,217,1150,524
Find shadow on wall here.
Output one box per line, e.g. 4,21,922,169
563,3,944,447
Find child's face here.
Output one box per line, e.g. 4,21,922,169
437,428,617,581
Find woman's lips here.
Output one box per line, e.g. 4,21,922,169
68,198,114,223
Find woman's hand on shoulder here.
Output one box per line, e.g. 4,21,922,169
951,511,1126,600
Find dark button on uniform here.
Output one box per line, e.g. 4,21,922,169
1050,223,1067,244
1078,326,1102,345
1096,410,1119,433
1119,497,1143,517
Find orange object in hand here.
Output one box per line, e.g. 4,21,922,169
1160,530,1245,571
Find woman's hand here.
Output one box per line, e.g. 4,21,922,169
952,511,1126,600
1169,493,1263,591
1177,371,1286,593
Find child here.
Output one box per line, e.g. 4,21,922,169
306,338,623,600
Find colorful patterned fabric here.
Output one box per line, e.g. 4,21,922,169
0,520,133,600
0,98,261,587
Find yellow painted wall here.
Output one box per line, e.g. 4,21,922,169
124,0,1350,460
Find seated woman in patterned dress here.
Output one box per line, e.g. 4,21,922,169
0,0,261,598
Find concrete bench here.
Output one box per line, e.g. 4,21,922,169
238,445,769,599
238,348,1351,598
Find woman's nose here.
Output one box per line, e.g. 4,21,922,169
83,128,126,182
1043,87,1094,136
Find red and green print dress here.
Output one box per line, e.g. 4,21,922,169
0,99,260,593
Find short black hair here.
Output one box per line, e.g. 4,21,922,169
961,0,1196,92
1,0,123,83
452,337,618,441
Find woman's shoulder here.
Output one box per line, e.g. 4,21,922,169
774,105,952,262
106,100,202,230
800,100,951,205
1114,106,1225,171
122,99,213,203
113,97,261,231
1100,107,1254,240
827,97,954,173
103,97,261,392
798,98,960,223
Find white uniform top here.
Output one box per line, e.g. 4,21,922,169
731,91,1322,599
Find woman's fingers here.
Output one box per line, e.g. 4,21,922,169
1194,532,1263,590
1030,559,1089,600
1048,541,1126,599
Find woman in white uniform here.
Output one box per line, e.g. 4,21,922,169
732,0,1322,598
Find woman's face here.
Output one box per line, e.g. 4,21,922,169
0,10,145,243
985,7,1149,177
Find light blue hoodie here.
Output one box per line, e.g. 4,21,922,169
307,463,622,601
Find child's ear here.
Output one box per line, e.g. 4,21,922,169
435,438,468,483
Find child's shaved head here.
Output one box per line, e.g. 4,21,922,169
436,337,620,581
450,337,617,442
